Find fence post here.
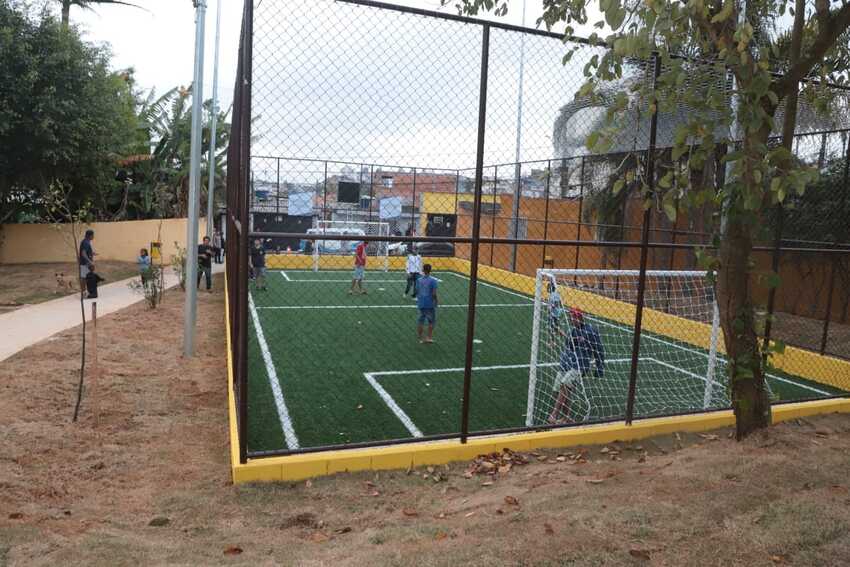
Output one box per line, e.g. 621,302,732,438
820,134,850,354
411,168,417,233
575,156,585,273
460,24,490,444
323,161,328,221
541,160,552,267
490,165,498,265
510,162,521,271
276,158,281,214
625,53,661,426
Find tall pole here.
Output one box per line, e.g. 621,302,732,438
184,0,207,357
206,0,222,239
509,0,527,272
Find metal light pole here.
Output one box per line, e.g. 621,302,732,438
509,0,527,272
184,0,207,357
206,0,222,239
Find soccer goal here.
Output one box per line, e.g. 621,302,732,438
526,269,730,427
311,220,390,272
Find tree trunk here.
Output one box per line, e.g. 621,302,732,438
61,1,71,28
717,214,772,438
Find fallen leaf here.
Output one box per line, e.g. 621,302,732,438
436,512,446,519
629,549,651,560
427,466,435,474
498,464,512,474
464,512,476,518
365,481,376,488
504,495,520,506
481,481,494,487
544,523,555,535
586,479,605,484
496,508,504,515
435,531,448,541
698,433,719,441
770,555,785,564
305,480,313,488
402,508,418,517
9,512,23,520
370,491,381,497
148,517,170,527
556,456,567,462
334,527,352,534
310,532,329,543
600,447,610,454
223,546,243,555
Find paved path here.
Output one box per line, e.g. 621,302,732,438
0,264,224,362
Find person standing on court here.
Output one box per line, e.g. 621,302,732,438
78,229,95,295
415,263,438,344
404,246,422,298
249,238,267,291
197,236,214,291
349,239,368,295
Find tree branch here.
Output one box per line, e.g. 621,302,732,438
774,2,850,96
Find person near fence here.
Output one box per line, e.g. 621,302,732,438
349,240,368,295
404,247,422,298
78,229,95,295
415,263,438,344
250,238,267,291
213,229,224,264
197,236,214,291
138,248,151,287
549,307,605,424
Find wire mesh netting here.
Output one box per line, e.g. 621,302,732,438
224,0,850,460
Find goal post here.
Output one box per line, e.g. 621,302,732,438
311,220,390,272
526,268,728,427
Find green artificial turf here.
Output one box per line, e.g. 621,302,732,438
245,269,845,454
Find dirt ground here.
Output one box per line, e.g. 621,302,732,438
1,278,850,566
0,261,140,311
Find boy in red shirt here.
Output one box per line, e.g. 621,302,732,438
349,240,368,295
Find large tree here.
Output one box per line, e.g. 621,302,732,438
0,3,139,223
452,0,850,437
58,0,141,29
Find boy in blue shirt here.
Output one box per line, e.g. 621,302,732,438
549,307,605,424
414,263,438,344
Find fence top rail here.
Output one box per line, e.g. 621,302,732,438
252,155,461,173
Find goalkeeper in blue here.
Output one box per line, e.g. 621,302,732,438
549,307,606,424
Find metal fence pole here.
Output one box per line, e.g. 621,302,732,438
459,24,490,444
541,160,551,267
276,158,281,214
574,156,585,272
323,161,328,221
490,165,498,265
820,135,850,354
625,54,661,426
411,168,417,233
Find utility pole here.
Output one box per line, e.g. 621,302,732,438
509,0,527,272
206,0,222,239
184,0,207,357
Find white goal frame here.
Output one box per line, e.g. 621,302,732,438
526,268,722,427
311,220,390,272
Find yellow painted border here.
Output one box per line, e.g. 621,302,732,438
225,259,850,483
229,398,850,483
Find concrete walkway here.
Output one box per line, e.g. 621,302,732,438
0,263,224,362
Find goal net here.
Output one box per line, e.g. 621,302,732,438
526,269,731,427
311,220,390,272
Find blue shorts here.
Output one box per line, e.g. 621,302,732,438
353,265,365,280
417,308,436,325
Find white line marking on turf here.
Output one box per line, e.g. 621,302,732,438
248,294,300,449
280,271,291,281
368,358,638,377
650,357,724,387
363,372,423,437
256,303,533,310
447,272,533,303
277,279,412,283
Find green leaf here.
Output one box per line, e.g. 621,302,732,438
613,178,625,194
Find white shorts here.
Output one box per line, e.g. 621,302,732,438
554,369,581,391
80,265,90,278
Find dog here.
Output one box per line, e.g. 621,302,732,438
55,272,75,293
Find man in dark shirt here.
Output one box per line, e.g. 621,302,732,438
249,239,267,290
197,236,214,291
78,229,95,294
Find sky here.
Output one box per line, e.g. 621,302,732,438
72,0,583,114
69,0,606,171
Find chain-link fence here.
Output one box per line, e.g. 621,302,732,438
225,0,850,461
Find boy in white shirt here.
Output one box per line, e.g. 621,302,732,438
404,246,423,298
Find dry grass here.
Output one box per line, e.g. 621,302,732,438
0,261,140,310
1,278,849,566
